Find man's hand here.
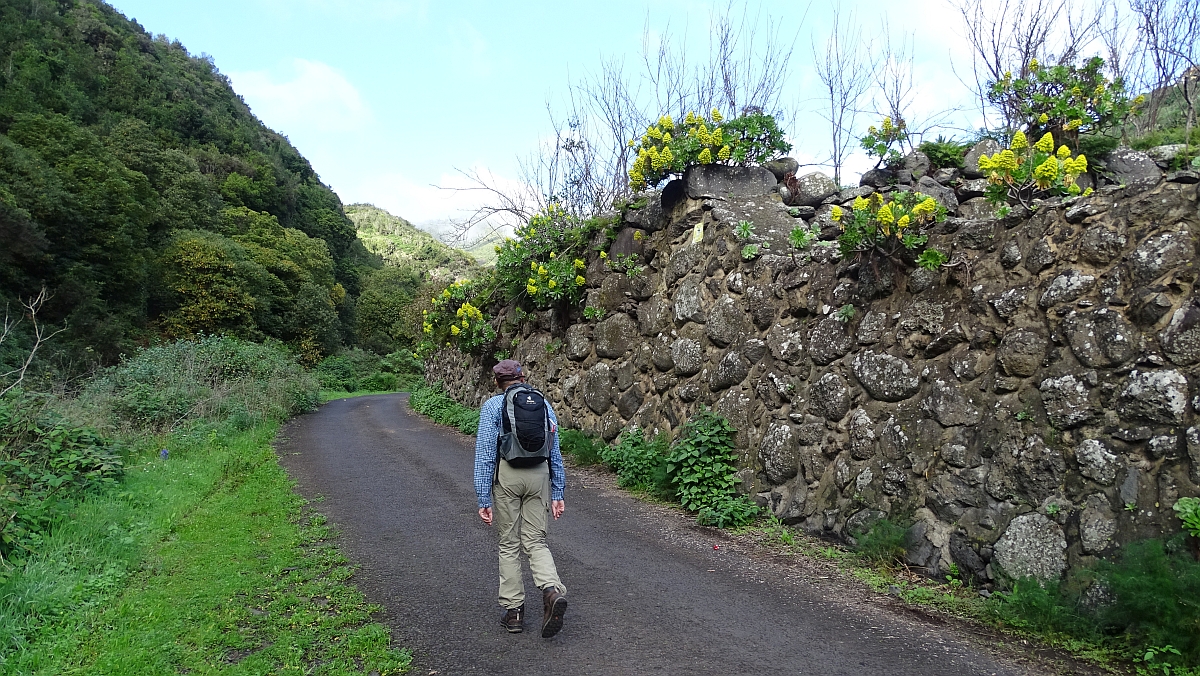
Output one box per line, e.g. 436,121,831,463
551,500,565,520
478,507,493,525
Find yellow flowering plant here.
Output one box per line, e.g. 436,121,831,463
493,202,604,310
988,56,1139,146
976,129,1091,213
835,191,949,271
416,279,496,358
628,110,791,190
860,117,911,169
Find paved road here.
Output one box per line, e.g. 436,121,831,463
276,394,1047,676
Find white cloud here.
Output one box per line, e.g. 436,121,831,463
229,59,372,135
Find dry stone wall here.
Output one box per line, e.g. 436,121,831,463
427,149,1200,583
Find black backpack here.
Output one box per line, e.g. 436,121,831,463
497,383,551,467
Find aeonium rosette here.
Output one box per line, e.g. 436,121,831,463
493,203,590,310
977,129,1092,213
418,279,496,357
832,191,949,271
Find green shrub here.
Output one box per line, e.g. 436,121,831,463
832,190,948,272
559,429,603,466
665,409,740,513
985,577,1098,638
1076,133,1120,159
0,394,124,561
601,427,670,494
978,129,1092,212
417,279,497,357
987,55,1140,143
696,494,760,529
492,205,611,312
986,538,1200,668
358,372,397,391
918,136,971,169
316,355,358,392
629,109,791,190
1097,539,1200,665
407,382,479,435
861,116,910,169
79,336,318,432
853,517,910,565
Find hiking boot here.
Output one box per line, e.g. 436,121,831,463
501,605,524,633
541,586,567,638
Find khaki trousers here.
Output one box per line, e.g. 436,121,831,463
494,460,565,609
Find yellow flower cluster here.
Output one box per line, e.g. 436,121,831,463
574,258,585,269
1010,130,1028,152
1034,132,1054,153
630,109,734,190
1033,156,1060,189
876,202,895,225
830,205,843,222
1064,118,1082,131
911,197,939,217
456,302,483,322
575,275,586,286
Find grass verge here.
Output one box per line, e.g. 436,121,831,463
0,421,411,675
408,381,480,434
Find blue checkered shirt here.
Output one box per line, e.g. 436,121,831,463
474,390,565,509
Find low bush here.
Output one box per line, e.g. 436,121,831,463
918,136,971,169
696,494,760,529
853,517,910,565
665,409,757,526
78,336,319,432
1097,538,1200,665
408,382,479,435
418,278,498,357
0,394,124,562
559,429,603,466
629,109,791,190
492,205,613,313
601,427,671,496
316,348,423,393
987,536,1200,669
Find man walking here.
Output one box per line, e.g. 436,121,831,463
474,359,568,638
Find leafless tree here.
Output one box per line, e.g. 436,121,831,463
1,288,65,398
953,0,1108,133
1130,0,1200,145
813,8,877,186
442,2,804,244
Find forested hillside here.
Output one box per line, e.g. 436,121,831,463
0,0,372,366
347,204,478,283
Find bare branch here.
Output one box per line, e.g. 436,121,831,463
0,288,66,398
813,7,877,185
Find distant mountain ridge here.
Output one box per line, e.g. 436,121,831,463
346,204,481,283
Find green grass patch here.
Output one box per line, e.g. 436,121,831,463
559,428,604,466
0,421,410,675
407,381,480,434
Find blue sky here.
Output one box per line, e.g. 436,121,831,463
109,0,983,229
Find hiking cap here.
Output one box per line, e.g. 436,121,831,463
493,359,523,379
